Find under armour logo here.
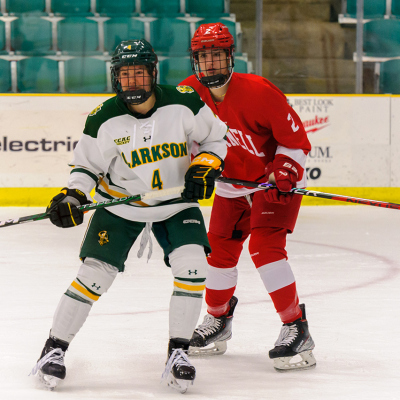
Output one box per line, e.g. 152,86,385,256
92,283,101,290
278,171,288,177
143,136,151,142
188,270,197,275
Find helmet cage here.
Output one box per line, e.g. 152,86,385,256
190,46,235,89
110,40,158,105
111,64,157,105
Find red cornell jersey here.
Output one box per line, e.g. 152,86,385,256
179,73,311,198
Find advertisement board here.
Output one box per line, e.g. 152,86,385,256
288,95,392,187
0,94,399,206
0,94,110,188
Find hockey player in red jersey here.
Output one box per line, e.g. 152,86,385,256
179,23,316,371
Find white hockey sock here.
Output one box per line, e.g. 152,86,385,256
51,257,118,343
257,259,295,293
169,244,207,339
51,294,92,343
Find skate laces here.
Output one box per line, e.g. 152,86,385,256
162,349,192,380
30,348,65,376
194,314,222,338
275,324,299,347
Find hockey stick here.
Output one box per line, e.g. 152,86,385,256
0,185,185,228
216,177,400,211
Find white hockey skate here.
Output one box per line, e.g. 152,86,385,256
188,296,238,356
269,304,316,372
162,348,196,393
30,337,67,390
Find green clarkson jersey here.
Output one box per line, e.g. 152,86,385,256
68,85,228,222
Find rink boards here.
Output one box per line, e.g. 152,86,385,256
0,93,399,206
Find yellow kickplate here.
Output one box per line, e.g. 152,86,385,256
1,187,399,207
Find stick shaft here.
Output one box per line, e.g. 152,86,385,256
217,177,400,210
0,186,184,228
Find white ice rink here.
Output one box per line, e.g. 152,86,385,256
0,205,399,400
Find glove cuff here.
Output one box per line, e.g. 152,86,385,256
67,188,89,205
272,154,304,181
190,152,225,172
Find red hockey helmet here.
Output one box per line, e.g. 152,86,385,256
190,23,235,88
191,23,234,51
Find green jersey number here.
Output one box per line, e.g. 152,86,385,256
152,169,163,190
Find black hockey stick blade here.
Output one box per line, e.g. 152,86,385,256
216,177,400,210
0,186,184,228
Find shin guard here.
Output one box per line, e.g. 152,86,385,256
51,258,118,343
169,245,207,339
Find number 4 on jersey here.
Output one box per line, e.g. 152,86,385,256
152,169,163,190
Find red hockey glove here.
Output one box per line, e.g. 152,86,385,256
182,152,224,201
264,155,302,205
46,188,90,228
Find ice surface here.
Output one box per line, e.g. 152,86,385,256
0,205,399,400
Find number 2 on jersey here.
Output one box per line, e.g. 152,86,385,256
152,169,163,190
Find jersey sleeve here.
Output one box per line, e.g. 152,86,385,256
256,82,311,169
67,117,116,197
190,103,228,161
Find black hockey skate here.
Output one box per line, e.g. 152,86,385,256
269,304,316,372
30,337,68,390
189,296,238,356
162,339,196,393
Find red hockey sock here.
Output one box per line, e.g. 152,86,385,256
205,287,236,317
269,282,302,323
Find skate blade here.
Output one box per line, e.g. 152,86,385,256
36,370,62,390
273,350,316,372
164,373,194,393
188,340,227,357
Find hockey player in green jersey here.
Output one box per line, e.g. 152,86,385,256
31,39,228,394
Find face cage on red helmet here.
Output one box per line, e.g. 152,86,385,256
190,47,235,89
111,64,157,105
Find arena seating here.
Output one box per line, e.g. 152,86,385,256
6,0,46,14
363,19,400,58
17,57,59,92
391,0,400,17
150,18,191,56
95,0,137,16
342,0,387,19
140,0,182,16
0,0,251,93
57,17,99,54
379,59,400,93
104,17,145,53
158,57,192,85
10,15,53,54
185,0,228,16
342,1,400,93
234,57,251,74
51,0,92,16
0,58,11,91
0,20,6,54
64,57,108,92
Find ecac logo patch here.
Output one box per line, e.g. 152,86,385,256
176,85,194,94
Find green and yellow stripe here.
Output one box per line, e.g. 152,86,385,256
70,279,100,302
